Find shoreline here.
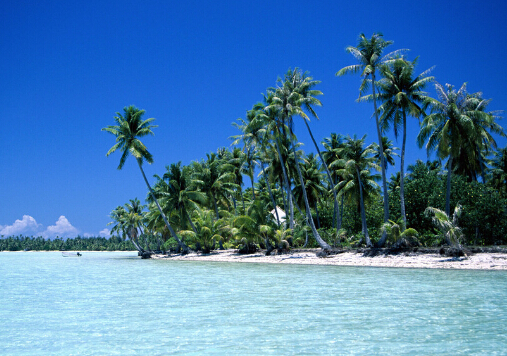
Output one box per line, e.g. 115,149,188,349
152,248,507,270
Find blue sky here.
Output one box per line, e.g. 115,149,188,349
1,0,506,238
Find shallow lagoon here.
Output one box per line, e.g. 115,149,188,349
1,251,506,355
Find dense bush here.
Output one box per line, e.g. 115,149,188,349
389,168,507,245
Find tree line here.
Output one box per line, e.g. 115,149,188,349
7,33,504,255
98,33,506,255
0,235,134,252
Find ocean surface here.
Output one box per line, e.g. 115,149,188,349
1,251,506,355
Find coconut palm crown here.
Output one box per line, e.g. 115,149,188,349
102,105,157,170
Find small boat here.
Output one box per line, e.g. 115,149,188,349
62,252,82,257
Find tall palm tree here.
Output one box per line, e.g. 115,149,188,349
334,135,380,246
417,83,486,215
268,69,331,250
227,147,247,213
102,105,188,253
373,57,433,229
322,133,346,230
262,92,297,230
337,33,405,245
292,69,342,236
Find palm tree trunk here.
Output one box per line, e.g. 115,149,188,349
446,156,453,216
138,225,152,252
137,158,188,252
260,161,281,226
250,175,256,200
356,166,372,246
130,237,143,253
372,75,390,247
290,135,331,250
303,119,341,231
240,189,245,214
279,178,287,218
231,194,237,215
274,134,294,230
315,201,321,229
400,111,407,229
211,193,220,220
340,195,345,228
186,211,198,234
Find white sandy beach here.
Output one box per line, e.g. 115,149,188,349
153,249,507,270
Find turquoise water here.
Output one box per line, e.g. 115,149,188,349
1,252,506,355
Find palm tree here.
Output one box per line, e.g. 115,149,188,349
181,207,226,254
102,105,188,253
268,69,331,250
322,133,346,230
292,69,342,237
337,33,405,245
388,172,401,192
334,135,380,246
417,83,488,215
407,159,442,180
425,205,463,248
452,92,504,182
191,153,238,220
371,57,433,229
108,198,149,252
372,136,399,172
227,147,247,213
108,205,143,252
157,162,206,233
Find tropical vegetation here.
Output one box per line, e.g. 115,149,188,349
3,33,506,255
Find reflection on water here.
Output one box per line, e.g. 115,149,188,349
1,252,506,355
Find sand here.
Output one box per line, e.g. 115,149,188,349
152,249,507,270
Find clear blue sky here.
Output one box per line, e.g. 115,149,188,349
1,0,506,238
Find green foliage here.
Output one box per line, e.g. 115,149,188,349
389,166,507,245
425,205,463,247
0,235,135,251
381,220,420,247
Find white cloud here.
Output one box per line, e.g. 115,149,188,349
83,229,110,238
42,216,79,239
0,215,41,236
99,228,111,237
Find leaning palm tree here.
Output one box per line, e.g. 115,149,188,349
337,33,405,245
268,69,331,250
417,83,486,215
292,69,342,237
102,105,189,253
